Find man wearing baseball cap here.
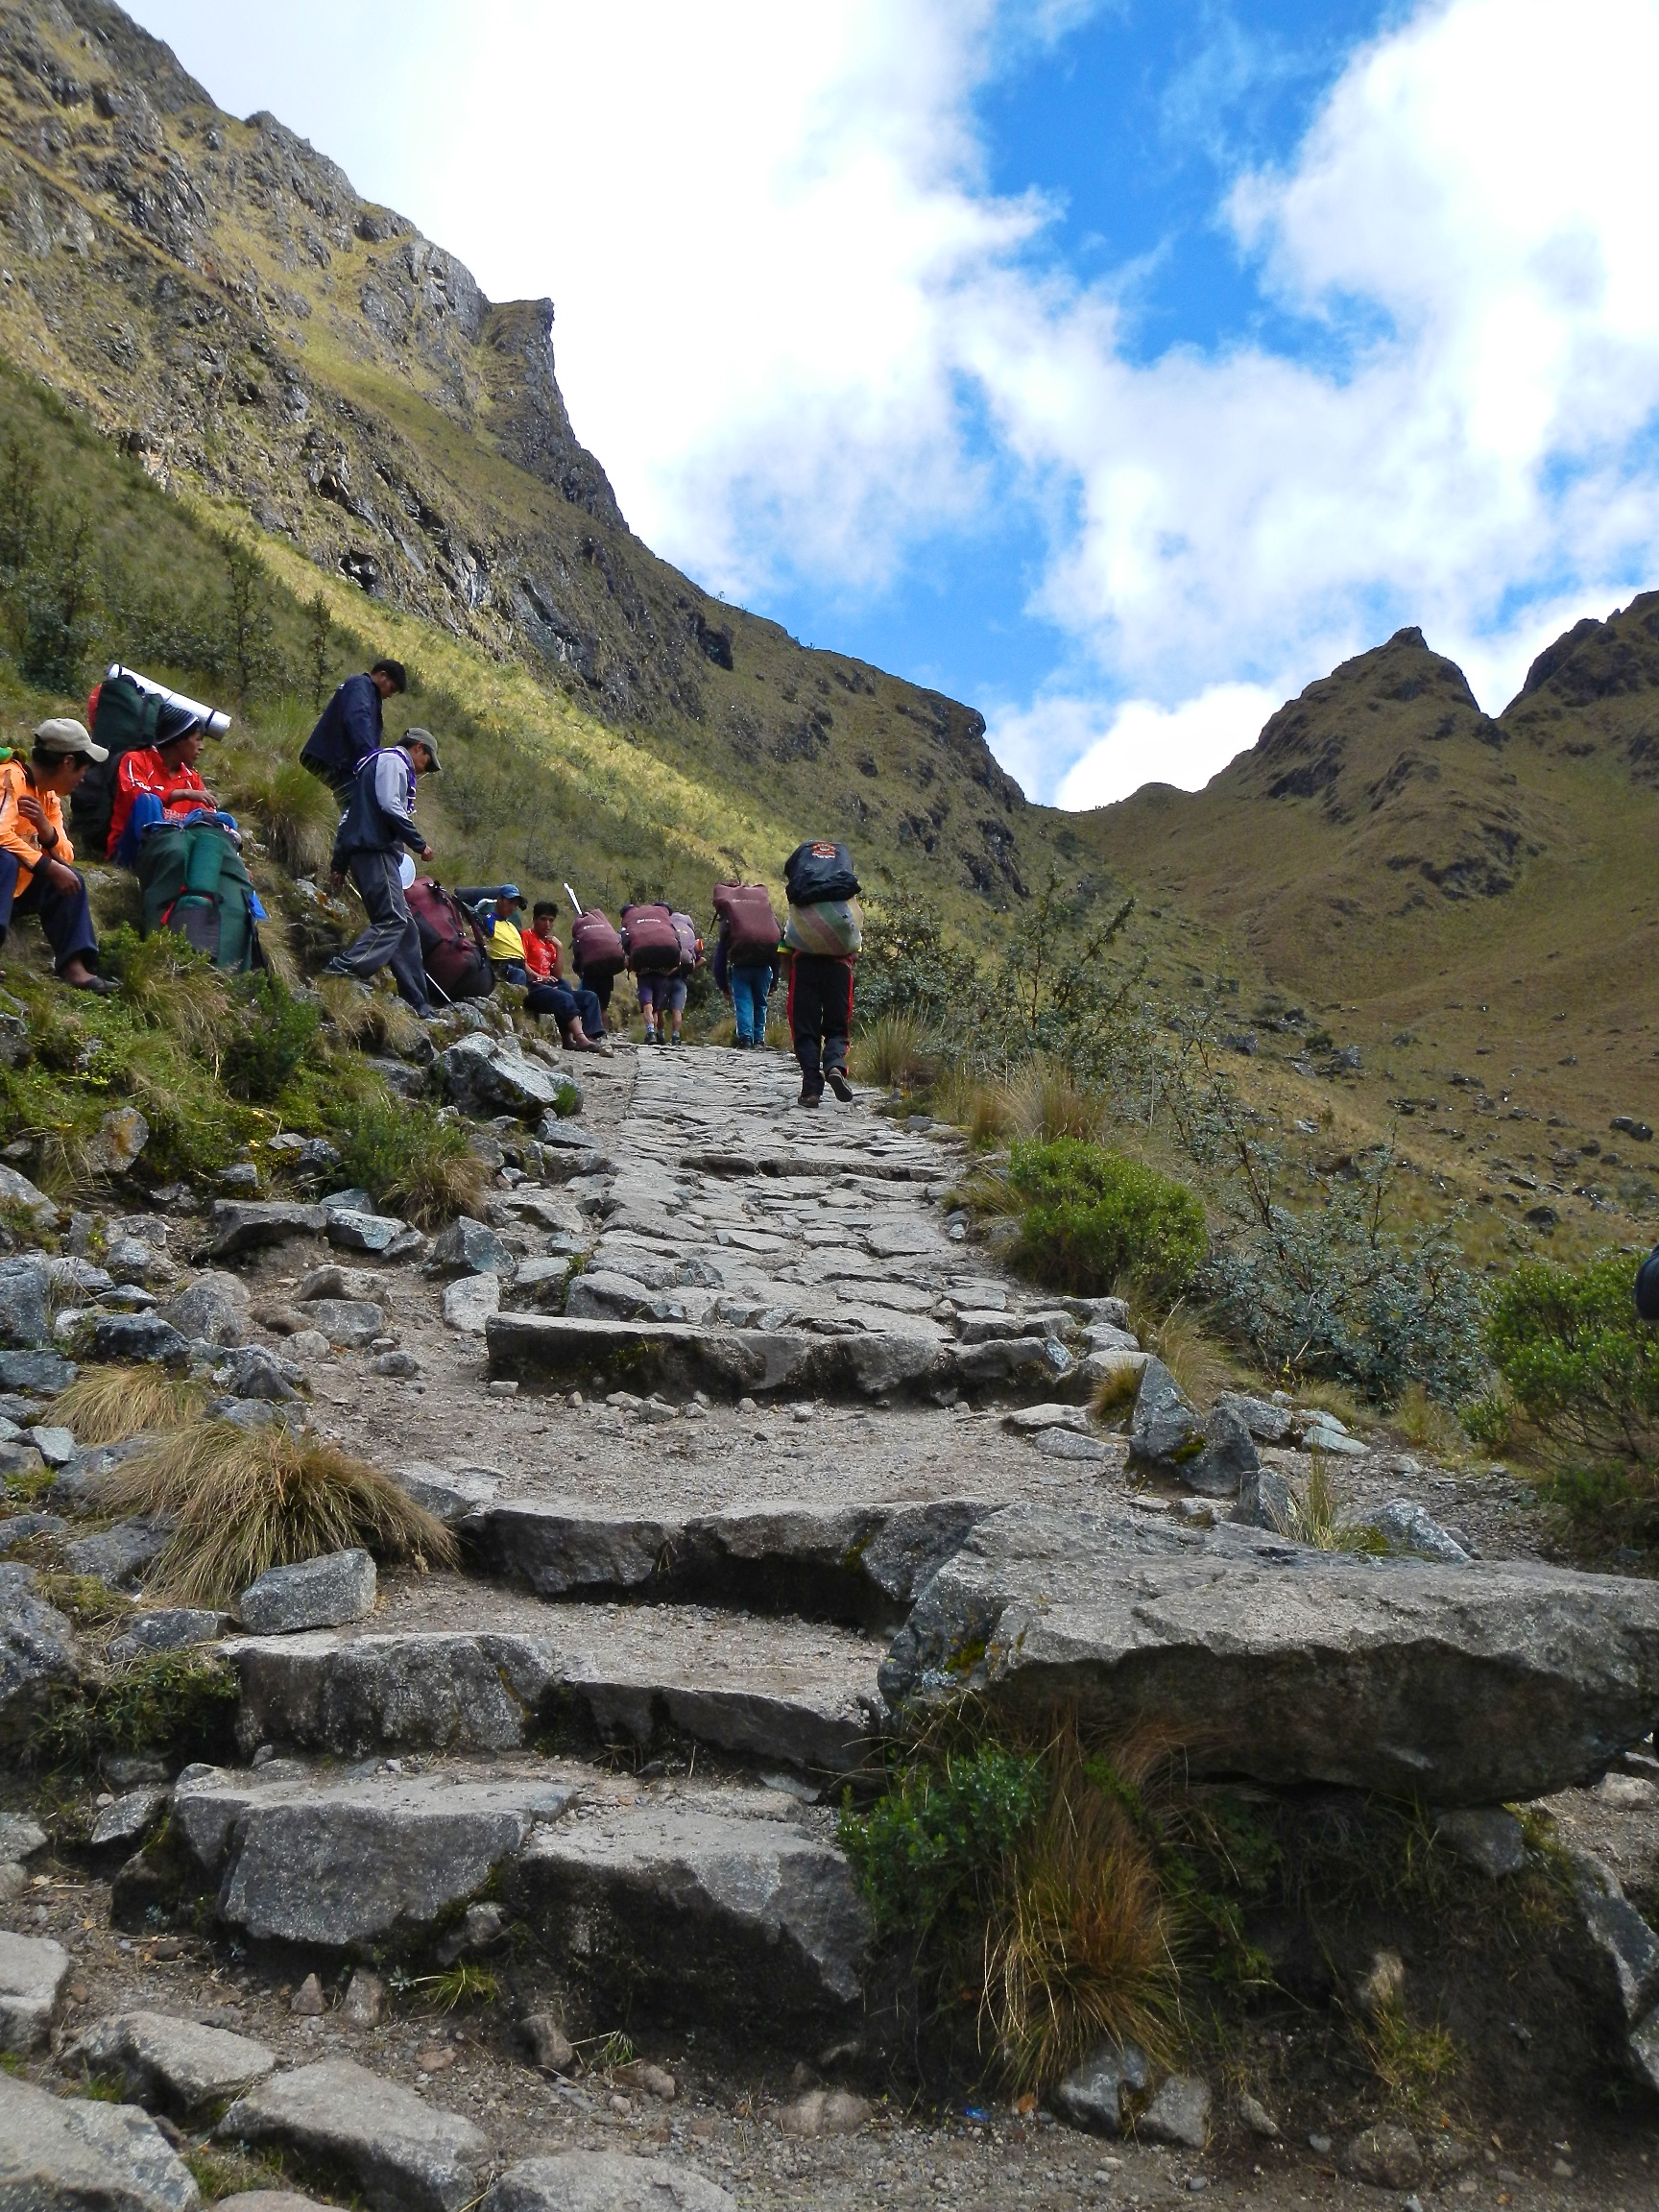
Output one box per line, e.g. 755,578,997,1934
0,720,116,993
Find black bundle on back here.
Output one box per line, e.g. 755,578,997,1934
784,841,859,906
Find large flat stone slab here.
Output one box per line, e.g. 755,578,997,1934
71,2008,276,2112
219,2057,484,2212
503,1787,868,2029
0,2068,201,2210
485,2152,736,2210
486,1312,949,1402
466,1495,998,1628
0,1926,69,2051
174,1763,573,1946
227,1630,561,1758
878,1503,1659,1805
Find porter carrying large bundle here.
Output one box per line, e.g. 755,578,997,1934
711,881,781,961
782,840,861,956
76,665,229,853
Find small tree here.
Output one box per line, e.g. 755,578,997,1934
221,535,278,702
19,503,101,690
304,590,333,707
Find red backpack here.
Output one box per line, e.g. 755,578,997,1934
621,902,681,974
712,882,781,962
571,907,625,979
407,878,496,1001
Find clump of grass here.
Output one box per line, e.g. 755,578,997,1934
36,1572,132,1631
999,1139,1208,1301
317,974,425,1059
1388,1380,1467,1460
241,759,340,876
325,1088,491,1228
90,1421,457,1607
221,974,322,1104
408,1962,499,2012
32,1649,239,1772
1132,1298,1238,1409
49,1364,208,1447
852,1012,934,1091
1280,1455,1387,1553
100,926,233,1058
1007,1057,1105,1144
1351,1997,1460,2108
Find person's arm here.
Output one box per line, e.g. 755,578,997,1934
340,674,381,764
372,751,428,854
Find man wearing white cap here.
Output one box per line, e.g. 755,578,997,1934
0,720,115,993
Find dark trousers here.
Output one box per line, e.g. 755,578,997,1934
526,979,604,1039
327,847,431,1015
0,853,98,973
577,969,615,1026
788,954,853,1085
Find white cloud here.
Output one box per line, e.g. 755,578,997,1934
132,0,1659,805
1019,684,1281,809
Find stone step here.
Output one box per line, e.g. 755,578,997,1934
171,1756,867,2037
485,1311,1075,1403
462,1494,998,1628
880,1500,1659,1805
680,1147,937,1182
224,1597,886,1773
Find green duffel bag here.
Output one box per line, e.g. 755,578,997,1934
136,821,264,973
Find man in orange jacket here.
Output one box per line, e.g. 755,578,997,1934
0,719,116,993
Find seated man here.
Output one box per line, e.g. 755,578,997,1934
520,906,610,1052
107,701,224,865
456,885,531,981
0,720,116,993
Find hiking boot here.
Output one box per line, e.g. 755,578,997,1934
799,1079,823,1108
825,1066,854,1102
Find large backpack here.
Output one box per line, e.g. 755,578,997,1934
669,910,703,974
137,822,263,973
74,671,163,853
784,898,862,957
407,878,496,1001
712,882,780,962
621,902,681,975
784,840,859,907
570,907,625,980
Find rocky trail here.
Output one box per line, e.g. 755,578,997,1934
7,1029,1659,2209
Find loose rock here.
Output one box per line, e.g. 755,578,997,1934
0,1926,69,2051
239,1549,376,1635
1128,1358,1200,1470
0,2068,200,2210
71,2008,276,2112
157,1270,252,1346
443,1275,501,1334
219,2057,487,2212
1340,2123,1423,2189
0,1561,79,1748
483,2153,736,2212
779,2088,869,2136
1052,2038,1152,2132
430,1215,516,1278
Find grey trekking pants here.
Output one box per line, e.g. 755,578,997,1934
327,848,430,1014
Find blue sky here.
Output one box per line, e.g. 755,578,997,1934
133,0,1659,805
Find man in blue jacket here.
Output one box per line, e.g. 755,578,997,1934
301,659,408,797
324,728,441,1015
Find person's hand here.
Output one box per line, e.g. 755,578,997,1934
327,867,346,893
15,794,51,843
420,844,434,862
44,856,78,896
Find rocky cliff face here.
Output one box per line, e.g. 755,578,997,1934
0,0,1034,908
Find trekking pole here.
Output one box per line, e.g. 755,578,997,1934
564,881,585,921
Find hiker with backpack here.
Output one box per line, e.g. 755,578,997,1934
0,720,116,994
106,702,225,865
568,895,625,1034
518,902,610,1052
301,659,407,798
455,886,532,981
783,840,862,1106
323,727,442,1016
622,900,699,1047
711,881,781,1048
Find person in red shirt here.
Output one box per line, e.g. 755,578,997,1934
522,901,561,983
107,705,219,864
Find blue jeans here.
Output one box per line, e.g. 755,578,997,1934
732,963,770,1045
526,980,604,1040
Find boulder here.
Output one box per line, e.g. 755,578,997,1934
175,1764,574,1947
328,1210,422,1258
0,1813,46,1860
1032,1428,1109,1465
88,1106,152,1175
0,1257,50,1347
218,2058,486,2212
302,1298,386,1349
1004,1404,1091,1433
777,2090,868,2138
228,1629,558,1756
1365,1499,1471,1564
66,1513,172,1591
1214,1391,1294,1446
89,1788,169,1848
321,1189,375,1218
443,1276,500,1334
0,1926,70,2051
212,1344,304,1402
108,1607,233,1666
27,1421,77,1467
0,1509,63,1552
878,1502,1659,1804
90,1313,191,1365
1182,1400,1259,1499
0,2068,201,2209
1139,2073,1211,2149
239,1549,376,1635
483,2154,736,2212
1127,1358,1200,1470
1231,1464,1295,1533
565,1270,653,1321
393,1462,502,1525
72,2008,276,2112
1434,1806,1526,1878
158,1271,252,1347
1052,2038,1152,2132
0,1348,74,1393
429,1216,516,1278
1340,2123,1422,2190
207,1200,327,1258
0,1561,79,1748
440,1033,567,1118
0,1163,59,1229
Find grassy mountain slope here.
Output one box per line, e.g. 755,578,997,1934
0,0,1068,920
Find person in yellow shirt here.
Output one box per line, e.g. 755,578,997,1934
458,884,531,982
0,719,116,994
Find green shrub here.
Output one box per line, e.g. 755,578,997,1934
221,975,321,1103
32,1651,239,1773
839,1743,1047,1937
324,1086,491,1227
1486,1251,1659,1465
1003,1138,1206,1298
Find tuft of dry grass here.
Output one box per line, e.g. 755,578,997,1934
116,934,235,1058
48,1365,208,1447
1282,1454,1387,1553
1091,1357,1144,1419
1007,1057,1106,1144
1132,1298,1238,1408
317,974,425,1058
385,1142,493,1230
981,1715,1179,2094
89,1421,457,1607
1388,1380,1467,1460
240,761,340,877
851,1012,935,1091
